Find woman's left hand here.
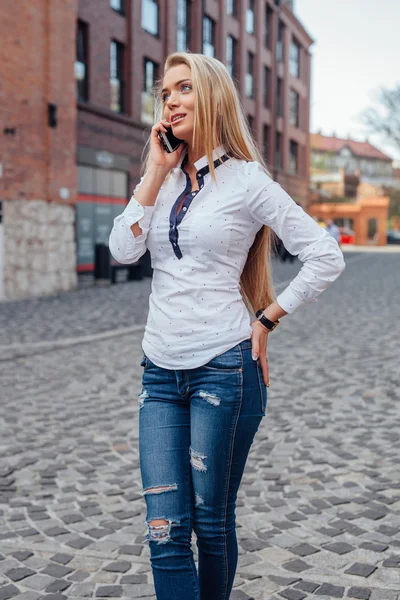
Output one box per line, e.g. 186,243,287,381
250,320,270,387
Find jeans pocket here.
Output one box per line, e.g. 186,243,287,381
256,360,268,415
203,345,242,372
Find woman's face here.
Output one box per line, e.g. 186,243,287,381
161,64,194,144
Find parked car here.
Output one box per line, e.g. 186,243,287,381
387,230,400,245
339,227,355,245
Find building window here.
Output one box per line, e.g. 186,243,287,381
289,89,299,127
264,66,270,108
76,21,88,102
245,52,254,98
246,0,255,34
177,0,190,51
275,132,282,169
263,125,270,160
110,41,124,113
226,35,237,79
289,140,299,174
203,16,215,57
142,59,158,124
110,0,124,14
227,0,237,17
265,5,273,49
276,77,283,117
277,20,284,62
290,39,300,77
142,0,159,36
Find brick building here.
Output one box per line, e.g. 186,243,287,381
0,0,77,301
0,0,313,300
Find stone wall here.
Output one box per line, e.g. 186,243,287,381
3,199,77,301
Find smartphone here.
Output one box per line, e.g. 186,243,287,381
158,127,184,153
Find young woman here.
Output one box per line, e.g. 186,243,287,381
109,52,345,600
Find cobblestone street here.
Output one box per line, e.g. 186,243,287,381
1,251,400,600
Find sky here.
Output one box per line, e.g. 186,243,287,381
294,0,400,161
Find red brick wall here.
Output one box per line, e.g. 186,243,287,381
0,0,78,205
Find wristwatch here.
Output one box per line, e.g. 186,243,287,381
255,309,280,332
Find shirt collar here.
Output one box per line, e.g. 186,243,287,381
176,144,228,171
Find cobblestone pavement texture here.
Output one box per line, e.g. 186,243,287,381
1,252,400,600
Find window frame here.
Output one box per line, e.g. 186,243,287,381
76,20,89,102
265,4,273,49
245,51,255,98
226,35,237,79
263,66,270,108
110,40,125,113
276,77,283,117
203,15,216,57
290,38,301,78
177,0,190,51
141,0,159,37
275,131,282,170
289,140,299,174
289,89,299,127
227,0,237,17
246,0,255,34
110,0,124,15
277,20,284,62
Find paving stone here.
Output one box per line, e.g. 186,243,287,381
12,553,34,562
117,545,142,556
278,589,307,600
21,575,55,591
95,586,123,597
49,555,73,566
43,528,69,537
324,542,355,554
359,542,388,553
0,585,20,600
344,563,378,577
12,593,41,600
6,568,36,582
66,571,90,583
66,538,93,550
41,566,73,579
382,555,400,567
103,562,131,573
38,595,67,600
282,559,312,573
120,574,147,584
290,543,320,557
293,581,320,593
347,587,372,600
230,591,254,600
317,583,344,597
239,538,270,552
44,581,71,594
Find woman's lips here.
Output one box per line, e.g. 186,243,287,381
171,115,186,125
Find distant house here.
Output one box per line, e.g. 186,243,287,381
310,133,393,179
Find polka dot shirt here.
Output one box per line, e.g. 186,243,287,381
109,145,346,369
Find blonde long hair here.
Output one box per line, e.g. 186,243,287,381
142,52,275,315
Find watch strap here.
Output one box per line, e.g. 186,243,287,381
255,309,280,332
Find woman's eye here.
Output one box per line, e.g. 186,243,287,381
161,84,191,102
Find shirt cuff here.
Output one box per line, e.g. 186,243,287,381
122,196,154,232
276,286,309,314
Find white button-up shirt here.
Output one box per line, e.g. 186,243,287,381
109,145,345,369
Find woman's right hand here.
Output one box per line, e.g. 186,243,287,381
147,119,187,173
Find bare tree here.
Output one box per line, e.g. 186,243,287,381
361,84,400,152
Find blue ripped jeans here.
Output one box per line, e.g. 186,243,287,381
138,338,267,600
